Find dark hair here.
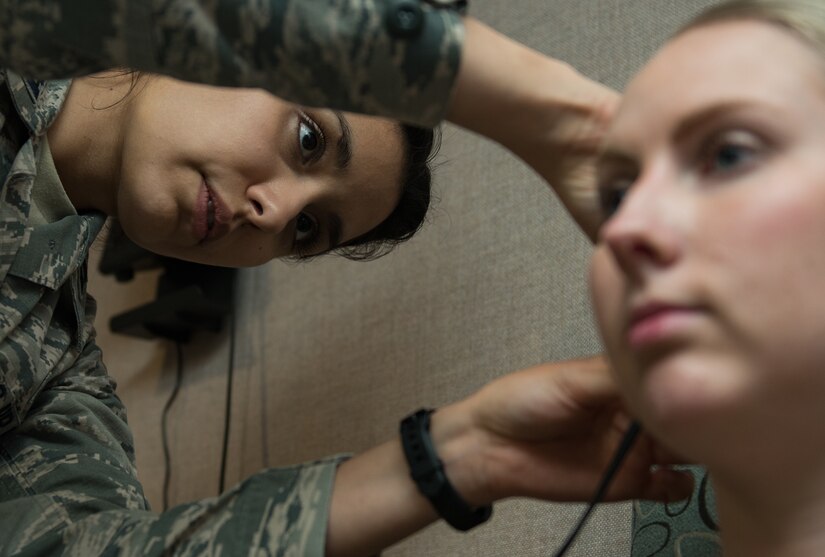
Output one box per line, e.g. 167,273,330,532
313,124,440,262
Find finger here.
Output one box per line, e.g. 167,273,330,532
551,355,623,408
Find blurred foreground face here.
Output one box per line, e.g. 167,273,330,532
590,20,825,456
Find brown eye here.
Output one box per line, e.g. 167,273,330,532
298,115,325,164
295,212,318,243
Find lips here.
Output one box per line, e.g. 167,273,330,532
626,302,703,350
195,179,231,244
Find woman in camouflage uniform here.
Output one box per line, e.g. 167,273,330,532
0,1,689,555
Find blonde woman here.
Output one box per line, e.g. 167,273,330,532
592,1,825,555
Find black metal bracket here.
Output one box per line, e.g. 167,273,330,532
99,223,236,343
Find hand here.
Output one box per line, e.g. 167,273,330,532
532,84,619,241
432,356,691,507
499,70,619,241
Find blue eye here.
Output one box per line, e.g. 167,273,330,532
598,179,632,218
298,115,325,164
702,130,762,176
710,143,754,172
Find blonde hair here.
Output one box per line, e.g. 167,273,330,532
683,0,825,58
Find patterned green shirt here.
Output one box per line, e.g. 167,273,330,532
0,1,464,555
0,0,464,128
0,68,351,557
631,466,721,556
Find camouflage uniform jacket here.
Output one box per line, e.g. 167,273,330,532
0,70,346,557
0,1,465,555
0,3,721,556
0,0,464,128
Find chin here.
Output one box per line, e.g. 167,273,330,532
621,352,751,458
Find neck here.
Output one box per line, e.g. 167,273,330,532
47,71,133,216
710,438,825,556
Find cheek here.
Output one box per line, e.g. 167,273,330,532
698,170,825,397
130,83,285,176
114,149,190,245
706,173,825,337
590,249,623,349
589,249,633,381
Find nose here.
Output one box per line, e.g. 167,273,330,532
244,178,314,235
599,173,683,278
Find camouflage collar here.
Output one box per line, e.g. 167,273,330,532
3,70,70,136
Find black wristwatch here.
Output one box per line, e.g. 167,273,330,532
400,408,492,531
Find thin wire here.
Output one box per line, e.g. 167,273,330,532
218,310,237,494
552,421,642,557
161,341,185,511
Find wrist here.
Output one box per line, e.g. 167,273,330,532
401,405,492,530
450,18,615,150
426,401,493,507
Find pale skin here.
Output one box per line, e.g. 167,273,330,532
38,13,657,557
592,20,825,557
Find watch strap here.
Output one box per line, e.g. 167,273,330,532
400,408,492,531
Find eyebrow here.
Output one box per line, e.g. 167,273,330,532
671,101,754,144
333,111,353,170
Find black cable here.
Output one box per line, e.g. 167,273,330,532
218,310,237,494
552,421,642,557
161,341,185,511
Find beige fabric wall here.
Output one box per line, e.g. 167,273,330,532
90,1,720,555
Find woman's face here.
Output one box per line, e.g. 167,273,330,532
591,20,825,449
116,77,405,267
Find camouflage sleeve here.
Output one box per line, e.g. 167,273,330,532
0,0,464,127
0,332,345,557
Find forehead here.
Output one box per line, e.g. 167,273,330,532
608,20,825,150
346,113,404,171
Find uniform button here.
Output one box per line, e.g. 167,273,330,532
386,0,425,39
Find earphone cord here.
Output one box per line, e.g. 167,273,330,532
552,421,642,557
161,341,185,511
218,309,237,494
